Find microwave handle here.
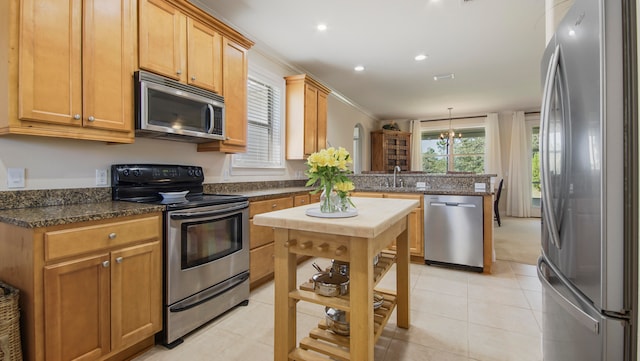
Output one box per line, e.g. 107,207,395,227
206,104,215,134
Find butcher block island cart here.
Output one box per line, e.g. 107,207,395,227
253,197,419,360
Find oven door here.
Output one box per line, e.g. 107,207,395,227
166,201,249,305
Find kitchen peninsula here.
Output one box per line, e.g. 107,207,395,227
253,197,419,361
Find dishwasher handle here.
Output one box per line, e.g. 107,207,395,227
430,202,477,208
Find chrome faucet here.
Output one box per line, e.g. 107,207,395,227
393,165,401,188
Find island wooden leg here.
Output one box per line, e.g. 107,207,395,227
349,237,374,360
396,223,411,329
273,228,297,360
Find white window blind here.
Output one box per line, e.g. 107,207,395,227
232,71,283,168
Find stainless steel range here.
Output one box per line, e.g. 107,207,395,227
111,164,250,348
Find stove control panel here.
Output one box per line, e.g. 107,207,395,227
111,164,204,185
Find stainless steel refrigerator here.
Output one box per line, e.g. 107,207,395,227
538,0,637,360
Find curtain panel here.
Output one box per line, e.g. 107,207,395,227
506,111,532,217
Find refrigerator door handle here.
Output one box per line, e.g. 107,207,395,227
537,258,600,334
540,44,562,250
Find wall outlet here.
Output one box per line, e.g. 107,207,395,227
96,169,108,186
416,181,426,189
474,182,486,192
7,168,25,188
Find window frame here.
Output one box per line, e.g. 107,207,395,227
418,117,486,173
231,64,285,173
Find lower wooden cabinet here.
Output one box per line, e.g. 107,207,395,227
249,196,293,288
249,193,316,288
0,212,163,361
351,192,424,260
249,242,275,285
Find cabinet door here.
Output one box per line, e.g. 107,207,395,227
303,84,318,156
316,90,328,151
44,254,111,361
111,241,162,350
249,242,275,285
383,193,423,257
138,0,184,80
221,37,248,149
187,18,222,93
19,0,83,126
83,0,134,132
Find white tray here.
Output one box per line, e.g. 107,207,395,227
305,207,358,218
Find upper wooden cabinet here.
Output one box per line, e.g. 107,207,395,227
197,37,248,153
139,0,222,93
371,129,412,172
285,74,331,160
139,0,253,153
0,0,136,143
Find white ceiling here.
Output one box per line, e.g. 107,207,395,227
192,0,548,121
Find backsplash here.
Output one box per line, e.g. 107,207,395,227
0,188,112,210
350,173,495,193
0,180,310,210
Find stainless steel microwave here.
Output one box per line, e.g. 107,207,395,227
135,70,225,143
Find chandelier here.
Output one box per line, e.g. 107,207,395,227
439,107,462,144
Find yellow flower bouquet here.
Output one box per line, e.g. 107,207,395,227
305,147,355,212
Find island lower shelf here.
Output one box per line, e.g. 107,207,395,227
289,251,397,360
290,291,397,361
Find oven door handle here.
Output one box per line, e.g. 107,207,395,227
169,202,249,220
169,272,250,313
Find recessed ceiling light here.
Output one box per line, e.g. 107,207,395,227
317,23,328,31
414,54,428,61
354,65,365,72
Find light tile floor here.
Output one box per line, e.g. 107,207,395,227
133,259,542,361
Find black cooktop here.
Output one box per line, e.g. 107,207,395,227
111,164,247,210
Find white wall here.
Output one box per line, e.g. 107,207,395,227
0,50,377,191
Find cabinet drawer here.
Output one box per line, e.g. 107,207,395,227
250,220,274,249
250,243,275,284
351,192,384,198
249,197,293,218
309,193,321,203
294,195,310,207
45,215,161,261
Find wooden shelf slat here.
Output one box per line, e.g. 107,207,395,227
299,337,350,361
289,289,351,311
289,348,335,361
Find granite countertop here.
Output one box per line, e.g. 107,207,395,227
354,187,493,196
0,182,491,229
0,202,165,229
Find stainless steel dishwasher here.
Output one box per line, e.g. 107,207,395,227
424,194,484,272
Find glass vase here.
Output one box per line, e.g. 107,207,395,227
319,183,339,213
338,196,350,212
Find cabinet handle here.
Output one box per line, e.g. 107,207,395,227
73,114,81,120
108,233,117,240
176,69,182,75
87,116,95,122
272,204,277,208
102,261,110,268
116,257,123,264
283,239,297,248
191,76,196,81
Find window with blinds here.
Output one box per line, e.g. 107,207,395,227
232,72,283,168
